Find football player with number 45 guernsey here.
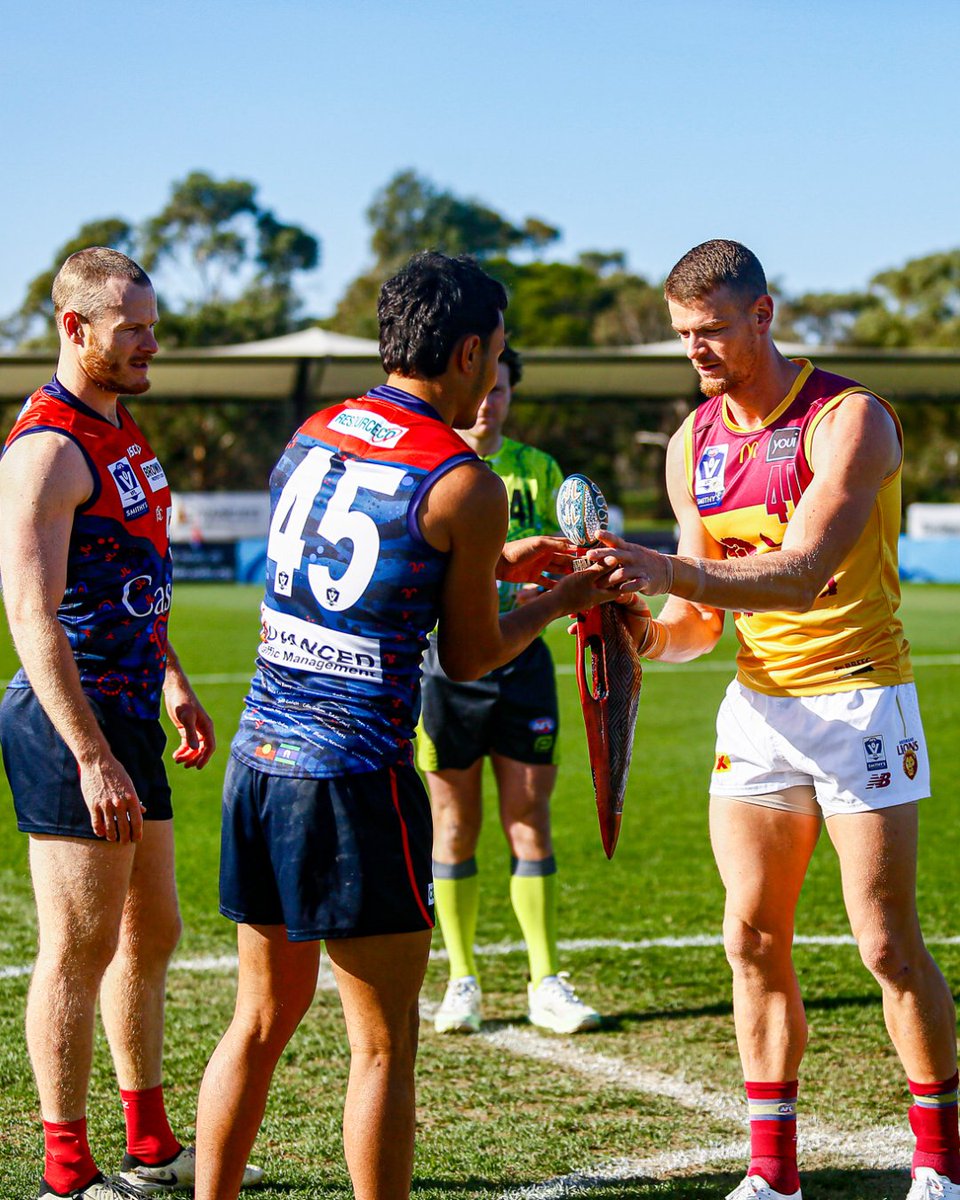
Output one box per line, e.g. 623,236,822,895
588,240,958,1200
194,253,614,1200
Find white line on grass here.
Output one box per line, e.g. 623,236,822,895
0,946,922,1193
480,1026,914,1197
4,932,960,981
0,653,956,689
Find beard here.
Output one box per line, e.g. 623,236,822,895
81,334,152,396
697,340,759,398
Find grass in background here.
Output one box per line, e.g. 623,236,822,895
0,585,957,1198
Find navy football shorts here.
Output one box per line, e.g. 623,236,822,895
0,685,172,839
219,755,435,941
416,636,560,772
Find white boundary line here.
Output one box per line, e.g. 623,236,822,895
2,653,955,689
3,931,960,981
0,942,925,1194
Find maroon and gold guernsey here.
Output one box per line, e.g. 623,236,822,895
682,359,912,697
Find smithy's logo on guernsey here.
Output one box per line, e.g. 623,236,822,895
328,410,409,449
694,445,728,510
107,457,148,520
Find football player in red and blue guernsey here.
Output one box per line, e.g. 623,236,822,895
193,252,614,1200
0,248,261,1198
589,240,959,1200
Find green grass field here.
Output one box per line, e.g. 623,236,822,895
1,584,958,1199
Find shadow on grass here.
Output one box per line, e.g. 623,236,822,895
600,989,960,1031
426,1166,914,1198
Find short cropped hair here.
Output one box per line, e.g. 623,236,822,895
52,247,152,322
378,251,508,379
500,342,522,388
664,239,767,305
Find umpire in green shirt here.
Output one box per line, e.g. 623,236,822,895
417,344,601,1036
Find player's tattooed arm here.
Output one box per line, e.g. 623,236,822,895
588,397,899,617
0,432,145,841
163,643,216,769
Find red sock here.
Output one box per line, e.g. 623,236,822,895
42,1117,98,1195
909,1072,960,1184
120,1084,181,1164
745,1080,800,1195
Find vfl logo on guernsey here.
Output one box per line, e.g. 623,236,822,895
140,457,168,493
694,445,728,510
328,411,409,448
259,606,383,682
766,426,801,463
107,457,148,520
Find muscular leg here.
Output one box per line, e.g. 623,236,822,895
100,820,182,1091
195,925,320,1200
326,931,432,1200
709,797,822,1080
493,754,558,984
27,834,135,1121
429,762,483,981
827,804,957,1081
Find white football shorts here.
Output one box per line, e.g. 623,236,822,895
710,680,930,818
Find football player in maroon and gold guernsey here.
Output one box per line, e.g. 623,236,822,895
589,240,958,1200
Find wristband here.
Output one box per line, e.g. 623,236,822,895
636,618,670,661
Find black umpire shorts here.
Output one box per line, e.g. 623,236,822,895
415,636,560,772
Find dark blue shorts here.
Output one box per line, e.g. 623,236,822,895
0,685,172,839
219,755,435,941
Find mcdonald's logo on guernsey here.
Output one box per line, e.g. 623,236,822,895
739,440,760,463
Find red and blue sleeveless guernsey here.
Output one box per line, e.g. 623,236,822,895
231,384,478,778
4,377,172,718
682,359,912,697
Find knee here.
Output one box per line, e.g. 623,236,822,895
122,908,183,971
236,988,315,1055
40,921,121,984
350,1003,421,1068
856,927,924,989
434,808,481,860
722,915,789,977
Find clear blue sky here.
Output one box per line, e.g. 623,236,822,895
4,0,958,326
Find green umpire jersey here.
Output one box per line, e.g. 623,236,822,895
485,437,565,615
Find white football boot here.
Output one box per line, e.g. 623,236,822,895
725,1175,801,1200
39,1177,147,1199
527,973,601,1033
434,975,482,1033
907,1168,960,1199
120,1145,264,1192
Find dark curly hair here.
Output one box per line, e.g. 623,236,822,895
378,251,507,379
